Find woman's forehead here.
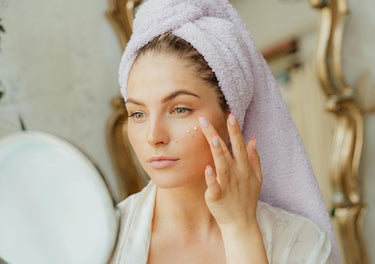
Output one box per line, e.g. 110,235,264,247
127,53,214,101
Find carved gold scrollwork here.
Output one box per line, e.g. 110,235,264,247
327,100,363,206
106,0,143,50
335,204,368,264
311,0,369,263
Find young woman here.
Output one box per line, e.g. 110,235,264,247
110,0,338,263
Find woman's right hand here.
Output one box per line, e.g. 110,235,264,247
197,113,268,264
198,113,262,228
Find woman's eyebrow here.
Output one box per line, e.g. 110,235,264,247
125,98,145,106
125,89,200,105
161,90,200,103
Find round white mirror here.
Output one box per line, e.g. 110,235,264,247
0,131,119,264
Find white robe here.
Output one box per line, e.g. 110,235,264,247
110,181,332,264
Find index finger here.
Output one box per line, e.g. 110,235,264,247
198,116,232,184
227,113,250,167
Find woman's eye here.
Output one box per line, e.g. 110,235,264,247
173,107,192,115
129,112,145,120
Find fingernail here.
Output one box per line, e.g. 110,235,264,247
229,113,236,126
205,166,216,184
253,136,257,150
212,134,219,147
206,165,213,176
198,116,209,128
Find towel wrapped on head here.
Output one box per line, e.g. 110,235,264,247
118,0,340,263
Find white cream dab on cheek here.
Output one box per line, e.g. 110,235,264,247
186,126,198,134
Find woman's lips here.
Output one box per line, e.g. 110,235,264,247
149,159,179,169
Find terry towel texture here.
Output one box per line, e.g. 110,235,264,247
118,0,339,263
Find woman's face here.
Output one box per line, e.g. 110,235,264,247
126,52,229,189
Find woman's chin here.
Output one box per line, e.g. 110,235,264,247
149,172,204,190
150,175,187,189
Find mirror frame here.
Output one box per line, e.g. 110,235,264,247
311,0,369,263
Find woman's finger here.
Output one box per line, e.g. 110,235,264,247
204,165,221,202
246,137,262,183
227,113,249,167
198,116,232,185
198,116,232,161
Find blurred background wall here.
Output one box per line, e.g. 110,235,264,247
0,0,122,198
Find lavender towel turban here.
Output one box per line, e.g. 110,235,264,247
118,0,339,263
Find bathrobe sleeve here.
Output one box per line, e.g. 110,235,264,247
109,181,156,264
256,201,332,264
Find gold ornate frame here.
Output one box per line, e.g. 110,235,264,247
310,0,369,263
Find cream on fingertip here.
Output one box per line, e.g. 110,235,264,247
206,165,213,176
198,116,209,128
212,134,219,147
229,113,236,126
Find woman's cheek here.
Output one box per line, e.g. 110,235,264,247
127,123,144,156
127,124,136,146
172,120,212,161
171,120,200,144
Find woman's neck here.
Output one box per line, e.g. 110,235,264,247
153,177,218,237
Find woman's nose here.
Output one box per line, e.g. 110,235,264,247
146,118,170,146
